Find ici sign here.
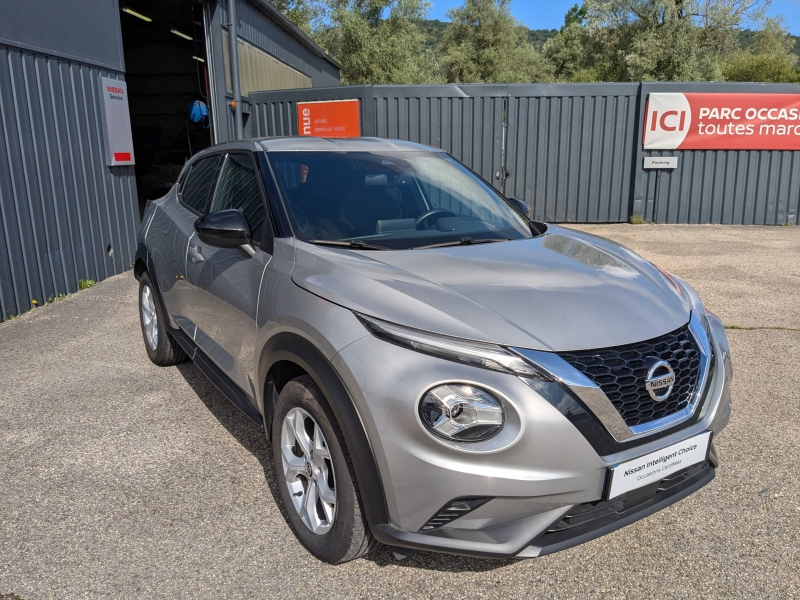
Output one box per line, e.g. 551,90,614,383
643,92,800,150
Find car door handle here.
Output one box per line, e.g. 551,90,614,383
188,245,205,263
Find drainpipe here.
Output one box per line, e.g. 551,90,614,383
228,0,244,140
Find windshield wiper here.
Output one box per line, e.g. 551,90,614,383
306,239,391,251
413,237,510,250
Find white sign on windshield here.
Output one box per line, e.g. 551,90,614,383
99,77,135,166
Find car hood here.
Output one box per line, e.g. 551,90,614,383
291,226,691,351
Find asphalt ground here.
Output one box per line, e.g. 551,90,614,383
1,224,798,599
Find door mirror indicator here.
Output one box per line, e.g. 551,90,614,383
194,209,252,249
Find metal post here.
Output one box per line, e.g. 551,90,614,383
653,169,662,223
228,0,244,140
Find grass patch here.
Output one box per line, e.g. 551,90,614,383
2,278,96,322
725,325,800,332
629,214,646,225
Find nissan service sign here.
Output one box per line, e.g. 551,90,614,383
99,77,135,166
643,92,800,150
297,99,360,138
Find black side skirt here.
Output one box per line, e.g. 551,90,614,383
169,326,263,427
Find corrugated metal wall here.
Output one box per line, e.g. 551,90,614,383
218,0,340,87
251,85,369,138
638,148,800,225
251,85,508,189
634,82,800,225
251,82,800,226
0,44,138,319
504,84,639,223
250,84,636,220
371,86,507,191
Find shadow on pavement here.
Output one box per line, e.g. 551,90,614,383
174,360,513,574
174,361,289,521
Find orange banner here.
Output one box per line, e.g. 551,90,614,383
297,99,361,138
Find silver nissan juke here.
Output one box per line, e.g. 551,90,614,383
134,137,732,563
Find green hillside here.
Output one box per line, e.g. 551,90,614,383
419,20,799,58
739,29,800,57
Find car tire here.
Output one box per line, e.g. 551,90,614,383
272,375,377,563
138,271,187,366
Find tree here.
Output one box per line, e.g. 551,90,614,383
439,0,554,83
544,22,598,81
562,3,588,29
312,0,442,84
584,0,771,81
724,18,799,82
544,0,772,82
270,0,320,33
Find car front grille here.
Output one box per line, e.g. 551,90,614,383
557,324,701,427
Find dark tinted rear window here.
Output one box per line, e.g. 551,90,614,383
180,155,221,213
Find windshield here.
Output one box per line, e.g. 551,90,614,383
267,151,533,249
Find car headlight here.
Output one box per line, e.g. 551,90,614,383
356,313,550,379
419,384,504,442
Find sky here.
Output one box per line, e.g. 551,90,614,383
427,0,800,35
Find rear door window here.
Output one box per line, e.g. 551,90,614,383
180,155,222,214
210,152,270,245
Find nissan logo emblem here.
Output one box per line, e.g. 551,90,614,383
645,360,676,402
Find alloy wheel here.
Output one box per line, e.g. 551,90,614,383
140,284,158,350
280,407,337,534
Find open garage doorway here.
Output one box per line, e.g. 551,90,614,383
120,0,213,217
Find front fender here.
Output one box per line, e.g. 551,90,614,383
257,332,390,526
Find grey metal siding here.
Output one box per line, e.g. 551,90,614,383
639,148,800,225
504,84,639,223
219,0,339,87
0,44,138,319
251,85,508,189
251,84,637,214
0,0,125,72
371,86,507,190
634,82,800,225
251,85,373,139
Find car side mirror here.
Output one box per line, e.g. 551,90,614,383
507,197,532,220
194,209,252,250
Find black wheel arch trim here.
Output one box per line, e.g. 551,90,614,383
134,242,148,280
257,332,390,526
143,252,168,322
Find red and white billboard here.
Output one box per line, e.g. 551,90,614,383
297,99,361,138
643,93,800,150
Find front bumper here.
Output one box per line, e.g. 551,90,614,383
332,314,732,558
371,458,716,558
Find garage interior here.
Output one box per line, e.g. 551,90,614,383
119,0,213,214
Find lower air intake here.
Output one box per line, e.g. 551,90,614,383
420,497,492,530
